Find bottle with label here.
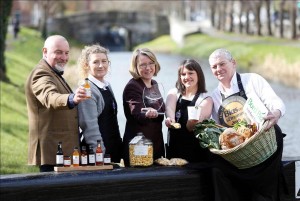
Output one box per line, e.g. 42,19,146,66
88,145,95,166
64,156,71,167
81,146,88,166
72,146,80,167
56,141,64,167
104,154,111,165
95,140,104,166
84,78,91,98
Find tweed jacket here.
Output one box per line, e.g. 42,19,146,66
25,59,79,165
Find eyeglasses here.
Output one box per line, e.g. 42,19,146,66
138,62,155,69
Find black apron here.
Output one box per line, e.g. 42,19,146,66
212,73,285,201
166,93,210,162
96,85,122,163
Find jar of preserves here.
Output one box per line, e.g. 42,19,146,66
129,132,153,167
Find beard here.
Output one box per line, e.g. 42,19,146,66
54,63,65,74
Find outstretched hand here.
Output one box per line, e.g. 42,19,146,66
73,86,89,104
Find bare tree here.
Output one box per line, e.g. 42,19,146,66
216,1,227,31
245,3,251,34
289,0,297,39
279,0,285,38
254,1,262,36
228,0,235,33
0,0,13,82
210,0,217,28
265,0,273,36
239,0,244,33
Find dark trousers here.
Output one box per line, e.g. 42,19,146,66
211,125,284,201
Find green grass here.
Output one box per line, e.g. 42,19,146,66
137,33,300,73
1,28,43,174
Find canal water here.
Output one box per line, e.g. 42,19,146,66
105,52,300,161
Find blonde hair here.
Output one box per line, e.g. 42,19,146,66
77,44,110,80
129,48,161,79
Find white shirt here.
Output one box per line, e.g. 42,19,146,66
211,72,285,123
88,74,109,90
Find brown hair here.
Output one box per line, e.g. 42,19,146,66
175,59,207,95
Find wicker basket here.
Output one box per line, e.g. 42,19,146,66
209,121,277,169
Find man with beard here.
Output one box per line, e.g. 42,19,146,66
25,35,88,172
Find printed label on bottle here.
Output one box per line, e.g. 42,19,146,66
64,159,71,166
81,156,88,165
89,154,95,163
96,153,103,162
104,157,111,164
73,155,80,165
86,88,92,97
56,155,64,165
134,145,148,156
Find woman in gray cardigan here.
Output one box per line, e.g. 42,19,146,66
77,44,122,163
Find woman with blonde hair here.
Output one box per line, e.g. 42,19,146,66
122,48,165,166
78,44,122,163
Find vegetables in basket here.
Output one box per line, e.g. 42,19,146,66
194,119,226,149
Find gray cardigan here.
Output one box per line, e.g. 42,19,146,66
78,80,115,153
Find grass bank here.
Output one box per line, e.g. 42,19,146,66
137,33,300,88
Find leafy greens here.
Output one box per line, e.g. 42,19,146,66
194,119,226,149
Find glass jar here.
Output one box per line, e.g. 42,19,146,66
129,132,153,167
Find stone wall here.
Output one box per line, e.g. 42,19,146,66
47,11,169,50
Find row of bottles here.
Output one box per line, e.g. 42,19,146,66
56,140,111,167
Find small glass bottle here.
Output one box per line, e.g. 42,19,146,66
104,154,111,165
64,156,71,167
84,78,91,98
81,146,88,166
72,146,80,167
56,141,64,167
88,145,95,166
95,140,104,166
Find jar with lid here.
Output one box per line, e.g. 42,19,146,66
129,132,153,167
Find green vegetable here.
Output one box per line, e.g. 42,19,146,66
194,119,226,149
233,120,247,130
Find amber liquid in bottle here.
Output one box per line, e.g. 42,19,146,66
95,140,104,166
72,146,80,167
84,78,91,98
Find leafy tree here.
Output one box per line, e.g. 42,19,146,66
0,0,13,82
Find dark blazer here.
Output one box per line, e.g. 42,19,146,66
25,59,79,165
122,78,165,165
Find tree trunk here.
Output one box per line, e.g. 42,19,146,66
279,0,285,38
265,0,273,36
246,9,250,34
255,1,262,36
41,0,50,39
290,0,297,39
228,1,234,33
210,0,216,28
239,0,244,33
0,0,13,82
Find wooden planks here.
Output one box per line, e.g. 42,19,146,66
54,165,113,172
